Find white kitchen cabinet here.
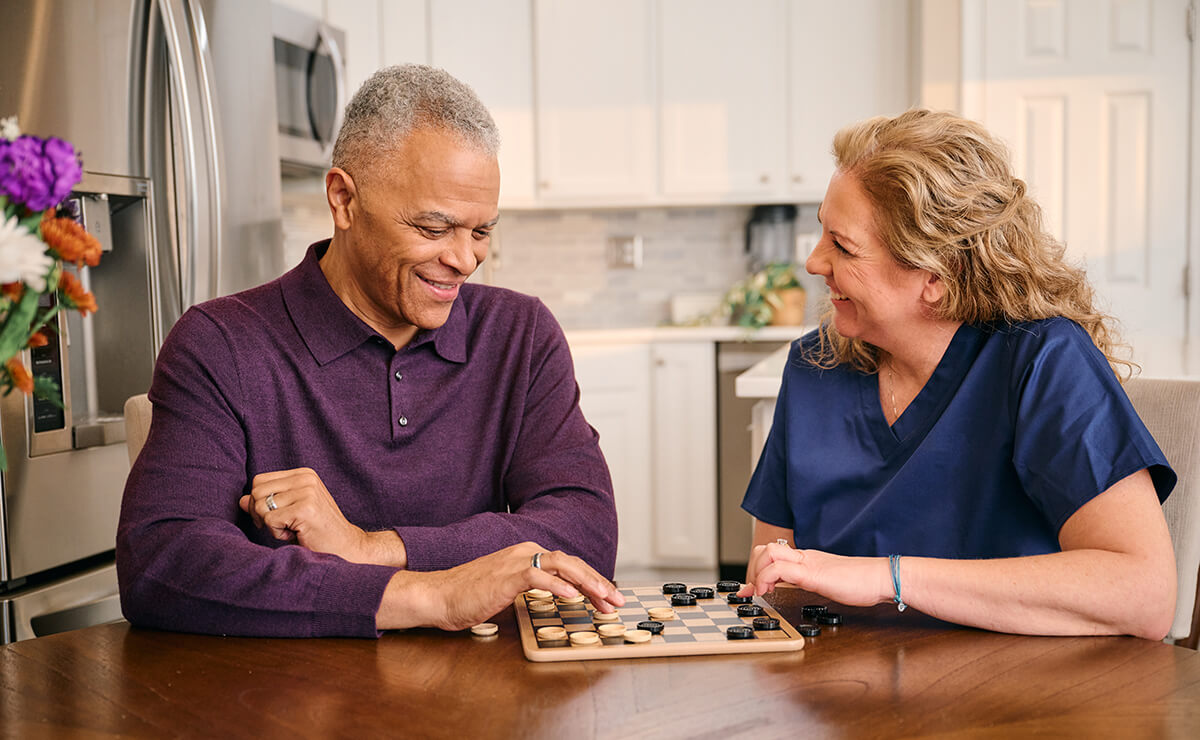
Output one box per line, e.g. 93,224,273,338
658,0,787,200
568,343,653,572
649,342,717,568
787,0,912,201
379,0,429,67
533,0,656,202
430,0,537,207
324,0,382,96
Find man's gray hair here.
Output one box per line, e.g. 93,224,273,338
332,64,499,174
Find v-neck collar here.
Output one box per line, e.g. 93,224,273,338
860,323,987,458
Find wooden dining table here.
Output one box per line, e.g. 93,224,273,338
3,586,1199,738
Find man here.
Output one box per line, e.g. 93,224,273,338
117,65,623,637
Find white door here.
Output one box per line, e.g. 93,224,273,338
658,0,787,199
967,0,1191,375
533,0,656,202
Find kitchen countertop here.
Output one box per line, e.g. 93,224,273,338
735,343,790,398
564,325,807,345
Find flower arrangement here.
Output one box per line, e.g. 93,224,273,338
721,261,805,329
0,115,101,467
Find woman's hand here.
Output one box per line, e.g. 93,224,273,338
740,542,893,608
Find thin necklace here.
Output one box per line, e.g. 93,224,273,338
886,361,899,422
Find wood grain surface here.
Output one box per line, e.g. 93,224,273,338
3,588,1199,738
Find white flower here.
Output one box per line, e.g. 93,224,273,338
0,116,18,141
0,214,53,293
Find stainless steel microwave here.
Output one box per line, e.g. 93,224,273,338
271,3,347,175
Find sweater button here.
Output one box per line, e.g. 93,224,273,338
398,416,408,426
394,371,403,381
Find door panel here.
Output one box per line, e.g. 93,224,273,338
975,0,1190,375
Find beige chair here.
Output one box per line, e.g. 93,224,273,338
1125,377,1200,648
123,393,153,465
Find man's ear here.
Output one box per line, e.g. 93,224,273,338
326,167,358,231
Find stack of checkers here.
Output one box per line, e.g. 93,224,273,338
516,581,812,660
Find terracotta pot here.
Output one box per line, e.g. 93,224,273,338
769,288,806,326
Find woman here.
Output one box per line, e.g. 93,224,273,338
740,109,1177,639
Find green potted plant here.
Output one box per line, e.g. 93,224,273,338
721,262,805,329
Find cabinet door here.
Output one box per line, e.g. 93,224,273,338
788,0,911,201
325,0,382,96
430,0,537,206
569,343,653,572
534,0,656,202
379,0,429,67
659,0,787,199
650,342,717,567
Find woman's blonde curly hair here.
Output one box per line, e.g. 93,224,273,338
809,109,1134,379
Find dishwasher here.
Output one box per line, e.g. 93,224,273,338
716,341,789,581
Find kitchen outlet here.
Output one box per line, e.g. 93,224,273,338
607,235,643,269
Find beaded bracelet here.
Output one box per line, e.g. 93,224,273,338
889,553,907,612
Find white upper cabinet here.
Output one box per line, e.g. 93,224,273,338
533,0,657,202
658,0,788,200
338,0,912,207
788,0,912,201
324,0,383,96
430,0,537,207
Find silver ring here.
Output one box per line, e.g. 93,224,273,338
775,538,788,547
531,552,543,570
266,493,278,511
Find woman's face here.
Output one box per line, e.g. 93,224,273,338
805,170,942,350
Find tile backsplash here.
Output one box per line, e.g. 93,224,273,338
281,180,819,330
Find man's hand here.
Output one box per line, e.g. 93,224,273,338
739,542,892,608
378,542,625,631
239,467,407,568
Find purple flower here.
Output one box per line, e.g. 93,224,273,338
0,135,82,212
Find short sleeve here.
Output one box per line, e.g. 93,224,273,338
1011,320,1175,532
741,344,800,530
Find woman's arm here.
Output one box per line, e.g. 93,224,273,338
743,469,1177,639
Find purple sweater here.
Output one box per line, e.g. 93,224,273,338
116,242,617,637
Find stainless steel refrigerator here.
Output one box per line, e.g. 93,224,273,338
0,0,287,642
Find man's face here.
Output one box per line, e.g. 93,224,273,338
342,127,500,337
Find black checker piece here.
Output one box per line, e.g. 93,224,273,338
637,620,664,634
727,594,752,605
662,583,688,594
752,617,780,631
797,623,821,637
816,612,842,625
715,580,741,592
670,593,697,607
802,604,827,618
736,604,765,618
726,625,754,640
688,587,715,599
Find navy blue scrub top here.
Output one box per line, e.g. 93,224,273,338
741,319,1175,559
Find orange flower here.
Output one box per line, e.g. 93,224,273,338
40,213,101,268
58,270,98,316
1,282,22,302
6,358,33,395
27,331,48,349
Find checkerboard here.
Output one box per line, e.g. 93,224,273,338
513,584,806,662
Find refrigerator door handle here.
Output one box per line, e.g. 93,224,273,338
309,23,347,161
156,0,201,310
183,0,224,301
